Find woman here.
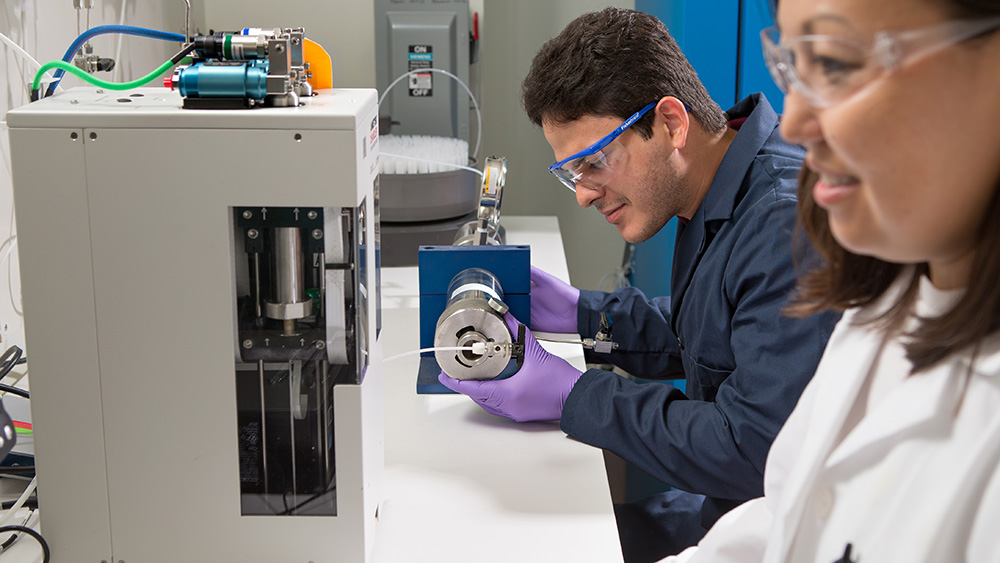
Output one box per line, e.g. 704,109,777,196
663,0,1000,561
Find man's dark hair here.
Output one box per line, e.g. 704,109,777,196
521,7,727,138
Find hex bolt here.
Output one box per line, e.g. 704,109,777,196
247,229,259,240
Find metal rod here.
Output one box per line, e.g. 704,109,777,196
289,360,298,509
253,252,262,318
258,360,269,496
183,0,192,43
319,359,331,483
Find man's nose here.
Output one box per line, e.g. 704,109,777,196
575,184,603,208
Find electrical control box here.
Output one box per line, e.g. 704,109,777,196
374,0,472,140
5,87,383,562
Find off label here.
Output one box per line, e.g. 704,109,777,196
408,45,433,97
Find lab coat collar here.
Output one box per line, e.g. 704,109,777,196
699,93,781,223
670,94,782,312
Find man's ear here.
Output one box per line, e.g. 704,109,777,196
653,96,690,150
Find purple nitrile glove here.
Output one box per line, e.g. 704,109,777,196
530,265,580,333
438,311,583,422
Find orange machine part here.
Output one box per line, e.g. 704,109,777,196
304,38,333,90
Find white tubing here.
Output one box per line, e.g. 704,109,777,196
0,477,37,528
113,0,128,82
383,344,485,364
379,68,483,160
0,32,42,70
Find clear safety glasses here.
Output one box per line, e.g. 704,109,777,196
547,102,657,193
761,16,1000,108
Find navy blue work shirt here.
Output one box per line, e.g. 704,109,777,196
561,93,840,525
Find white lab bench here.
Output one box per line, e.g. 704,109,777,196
371,215,624,562
0,216,623,562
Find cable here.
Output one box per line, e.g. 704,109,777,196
0,525,49,562
380,152,484,178
0,477,36,528
33,43,195,101
0,33,42,71
45,25,186,97
0,326,22,354
0,385,26,400
0,467,34,475
0,497,36,511
379,68,483,160
383,344,485,363
0,508,32,550
112,0,129,83
0,346,22,381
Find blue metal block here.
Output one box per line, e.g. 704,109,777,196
416,245,531,394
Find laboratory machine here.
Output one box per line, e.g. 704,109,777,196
6,75,382,562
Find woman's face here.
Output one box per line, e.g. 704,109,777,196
778,0,1000,288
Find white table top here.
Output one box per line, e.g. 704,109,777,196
371,216,623,562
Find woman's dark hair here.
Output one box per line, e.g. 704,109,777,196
521,7,727,138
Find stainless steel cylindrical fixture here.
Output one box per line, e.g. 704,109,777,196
434,268,513,380
451,221,505,246
264,227,314,326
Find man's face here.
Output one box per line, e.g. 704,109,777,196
542,114,689,244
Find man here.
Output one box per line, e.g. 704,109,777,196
439,7,840,562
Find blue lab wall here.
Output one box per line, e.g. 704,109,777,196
629,0,782,299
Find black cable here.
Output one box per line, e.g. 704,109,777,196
0,466,34,475
170,43,196,65
277,487,336,516
0,385,26,400
0,525,50,562
0,497,36,511
0,347,22,381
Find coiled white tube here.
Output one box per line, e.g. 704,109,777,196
378,68,483,160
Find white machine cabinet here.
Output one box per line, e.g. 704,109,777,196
6,87,383,562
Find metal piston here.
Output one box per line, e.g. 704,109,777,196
434,268,512,380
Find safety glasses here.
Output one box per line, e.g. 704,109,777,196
761,16,1000,108
547,102,657,192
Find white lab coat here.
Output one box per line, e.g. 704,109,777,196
664,274,1000,563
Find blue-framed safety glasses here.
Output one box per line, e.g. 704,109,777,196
547,101,658,192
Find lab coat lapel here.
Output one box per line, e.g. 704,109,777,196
824,360,961,471
669,95,777,319
669,217,706,320
769,312,886,562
